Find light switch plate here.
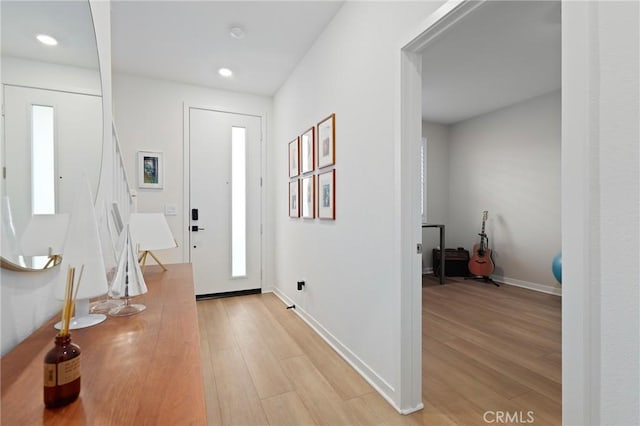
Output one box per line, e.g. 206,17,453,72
165,204,177,216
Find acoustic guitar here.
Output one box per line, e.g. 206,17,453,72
468,211,495,277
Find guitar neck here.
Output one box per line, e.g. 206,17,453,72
479,211,488,243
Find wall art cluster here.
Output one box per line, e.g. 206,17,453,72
288,113,335,220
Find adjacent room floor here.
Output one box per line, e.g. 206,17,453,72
421,275,561,425
197,278,561,425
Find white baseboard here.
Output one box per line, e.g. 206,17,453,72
493,275,562,296
422,266,433,275
271,288,404,414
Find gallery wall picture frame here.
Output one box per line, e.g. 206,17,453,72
300,127,315,174
301,175,315,219
289,180,300,218
317,113,335,169
138,151,163,189
288,137,300,178
317,169,335,220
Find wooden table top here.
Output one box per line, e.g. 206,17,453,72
1,263,206,426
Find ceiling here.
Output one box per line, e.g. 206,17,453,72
1,0,99,69
2,1,559,122
111,1,344,96
421,1,561,124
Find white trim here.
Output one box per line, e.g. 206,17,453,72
90,0,113,209
420,137,427,224
400,402,425,416
397,48,423,412
182,104,190,262
270,288,421,414
396,0,487,411
421,270,562,296
561,2,599,424
493,276,562,297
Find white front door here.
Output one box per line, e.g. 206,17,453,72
188,107,262,296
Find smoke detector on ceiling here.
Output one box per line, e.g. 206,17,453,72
218,68,233,78
229,26,246,40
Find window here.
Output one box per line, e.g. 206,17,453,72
31,105,55,214
231,126,247,277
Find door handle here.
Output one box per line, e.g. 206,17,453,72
191,226,205,232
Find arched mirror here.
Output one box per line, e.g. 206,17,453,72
1,0,103,271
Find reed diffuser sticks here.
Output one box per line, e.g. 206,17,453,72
59,265,84,336
45,264,84,408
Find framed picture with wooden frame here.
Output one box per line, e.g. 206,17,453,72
317,169,335,220
289,180,300,218
288,137,300,178
317,113,335,169
301,175,315,219
300,127,315,174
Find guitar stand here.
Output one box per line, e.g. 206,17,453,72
465,275,500,287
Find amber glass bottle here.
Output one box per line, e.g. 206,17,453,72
43,333,81,408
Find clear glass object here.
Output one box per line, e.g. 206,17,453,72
108,296,146,316
90,266,124,314
108,225,147,316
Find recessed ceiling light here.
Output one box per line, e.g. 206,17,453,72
36,34,58,46
218,68,233,78
229,26,246,39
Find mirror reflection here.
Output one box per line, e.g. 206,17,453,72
1,0,103,270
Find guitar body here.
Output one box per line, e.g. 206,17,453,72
468,244,494,277
468,211,495,277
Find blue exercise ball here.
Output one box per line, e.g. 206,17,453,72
552,253,562,284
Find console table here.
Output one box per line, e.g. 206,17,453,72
422,224,445,284
1,263,206,425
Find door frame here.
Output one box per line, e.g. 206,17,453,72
399,0,597,422
395,0,486,411
182,103,267,290
396,0,596,417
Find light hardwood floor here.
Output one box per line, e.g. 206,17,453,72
197,278,561,425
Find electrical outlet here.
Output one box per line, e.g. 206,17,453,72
297,281,305,291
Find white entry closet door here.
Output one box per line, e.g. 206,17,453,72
189,107,262,296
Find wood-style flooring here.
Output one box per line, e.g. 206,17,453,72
197,277,561,425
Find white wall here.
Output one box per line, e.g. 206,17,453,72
271,1,443,411
1,56,101,95
446,91,561,293
562,2,640,424
112,73,272,270
421,121,449,271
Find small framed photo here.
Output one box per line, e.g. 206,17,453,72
317,169,335,220
301,175,315,219
300,127,315,174
288,137,300,178
317,113,335,169
289,180,300,218
138,151,163,189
